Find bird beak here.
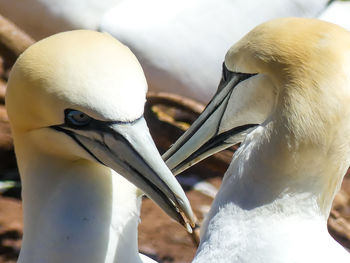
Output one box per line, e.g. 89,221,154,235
163,66,258,175
52,117,195,231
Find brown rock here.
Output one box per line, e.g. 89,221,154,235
0,79,6,104
0,14,34,57
0,105,11,149
0,197,22,263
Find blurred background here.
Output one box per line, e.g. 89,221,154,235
0,0,350,262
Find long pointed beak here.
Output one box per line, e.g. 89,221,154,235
163,70,258,175
52,117,195,231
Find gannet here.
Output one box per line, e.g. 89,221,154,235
164,18,350,262
5,30,194,263
0,0,328,103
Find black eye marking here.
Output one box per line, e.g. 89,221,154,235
217,62,258,93
62,109,144,130
222,62,229,82
65,109,92,127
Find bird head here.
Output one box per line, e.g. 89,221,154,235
164,18,350,179
6,30,194,229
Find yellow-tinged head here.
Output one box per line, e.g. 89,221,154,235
5,30,194,229
164,18,350,213
226,17,350,83
6,30,147,132
223,18,350,146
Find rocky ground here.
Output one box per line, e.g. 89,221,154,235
0,154,349,263
0,14,349,263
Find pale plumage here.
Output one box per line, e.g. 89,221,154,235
0,0,328,103
319,1,350,32
164,18,350,262
6,30,194,263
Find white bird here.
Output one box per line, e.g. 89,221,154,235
163,18,350,262
5,30,194,263
0,0,329,103
319,1,350,32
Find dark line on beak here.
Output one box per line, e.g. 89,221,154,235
164,72,255,161
215,88,233,136
51,126,104,165
52,120,185,224
103,123,184,207
172,123,258,173
98,121,186,224
124,160,186,226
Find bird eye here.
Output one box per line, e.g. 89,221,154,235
66,110,92,126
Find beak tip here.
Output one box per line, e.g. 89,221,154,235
185,222,193,233
176,196,195,223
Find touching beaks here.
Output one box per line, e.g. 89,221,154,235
52,112,195,231
163,64,258,175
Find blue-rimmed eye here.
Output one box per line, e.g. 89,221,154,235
66,110,92,126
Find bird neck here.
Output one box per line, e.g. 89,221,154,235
224,122,348,218
195,123,350,262
14,136,143,263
